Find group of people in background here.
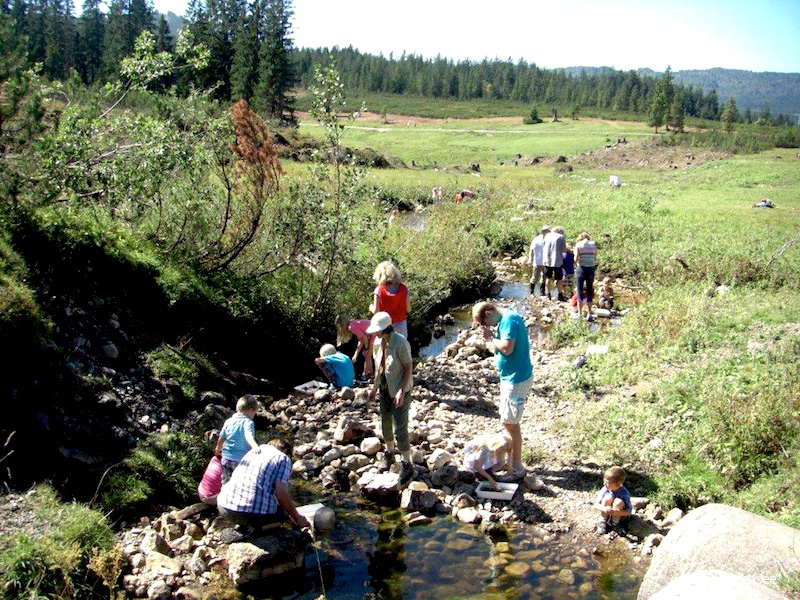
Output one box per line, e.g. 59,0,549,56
529,225,602,322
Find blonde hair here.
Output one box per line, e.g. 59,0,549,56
320,343,337,357
236,394,259,413
372,261,402,286
487,433,512,454
553,226,565,234
471,301,495,325
604,466,626,484
577,232,591,242
334,314,353,346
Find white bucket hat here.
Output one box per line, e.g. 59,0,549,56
366,311,393,334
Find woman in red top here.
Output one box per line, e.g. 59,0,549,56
369,261,411,340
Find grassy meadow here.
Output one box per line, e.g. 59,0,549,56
297,113,800,525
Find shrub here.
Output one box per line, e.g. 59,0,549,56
97,431,209,518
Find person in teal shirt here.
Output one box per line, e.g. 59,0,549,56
472,301,534,479
315,344,355,388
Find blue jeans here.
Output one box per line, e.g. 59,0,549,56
576,266,596,303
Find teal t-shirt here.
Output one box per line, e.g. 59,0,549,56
496,310,533,384
325,352,355,388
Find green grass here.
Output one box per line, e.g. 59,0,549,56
298,114,655,166
0,485,115,599
295,113,799,524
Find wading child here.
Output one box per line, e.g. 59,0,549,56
315,343,355,389
462,433,513,489
594,465,632,533
215,395,260,484
334,314,374,381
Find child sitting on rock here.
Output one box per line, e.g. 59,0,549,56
462,433,512,489
598,277,615,310
594,465,632,533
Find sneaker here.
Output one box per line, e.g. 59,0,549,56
398,460,414,486
496,467,526,483
586,315,596,322
595,519,609,535
557,293,568,302
383,452,395,471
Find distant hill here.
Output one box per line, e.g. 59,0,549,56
563,66,800,117
162,11,184,37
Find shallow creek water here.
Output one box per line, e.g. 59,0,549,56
272,501,644,599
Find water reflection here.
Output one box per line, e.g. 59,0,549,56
285,504,643,599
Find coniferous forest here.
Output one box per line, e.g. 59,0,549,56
4,0,799,127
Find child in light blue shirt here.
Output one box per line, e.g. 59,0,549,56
215,394,260,484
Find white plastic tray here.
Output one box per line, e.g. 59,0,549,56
475,481,518,500
294,380,329,395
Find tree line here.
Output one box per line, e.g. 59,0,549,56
3,0,796,129
1,0,298,123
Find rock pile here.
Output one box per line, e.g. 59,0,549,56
117,307,687,594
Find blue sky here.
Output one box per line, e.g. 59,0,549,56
154,0,800,73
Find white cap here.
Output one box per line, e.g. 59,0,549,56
366,311,392,334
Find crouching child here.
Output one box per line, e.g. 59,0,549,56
594,465,632,533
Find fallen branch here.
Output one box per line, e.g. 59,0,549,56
765,232,800,272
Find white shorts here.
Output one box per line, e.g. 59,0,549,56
499,377,533,424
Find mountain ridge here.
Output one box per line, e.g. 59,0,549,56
561,66,800,116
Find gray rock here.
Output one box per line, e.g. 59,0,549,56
638,503,800,599
400,486,439,514
427,448,455,471
333,416,372,443
456,507,482,524
359,471,402,502
225,530,307,585
430,464,460,489
360,437,383,456
146,579,172,600
650,570,786,600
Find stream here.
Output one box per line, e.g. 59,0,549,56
255,277,646,599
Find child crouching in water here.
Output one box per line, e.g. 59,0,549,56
462,433,512,489
594,465,632,533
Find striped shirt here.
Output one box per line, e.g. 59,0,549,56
576,239,598,268
217,445,291,515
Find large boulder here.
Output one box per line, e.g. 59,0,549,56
224,530,307,586
650,570,786,600
638,503,800,599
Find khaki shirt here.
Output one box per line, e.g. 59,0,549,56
372,332,413,397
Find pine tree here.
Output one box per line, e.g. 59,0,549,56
648,78,668,133
668,91,685,132
721,97,739,133
757,104,774,126
77,0,104,83
254,0,296,124
102,0,131,78
229,0,257,101
154,13,173,52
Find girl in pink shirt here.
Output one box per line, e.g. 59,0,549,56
335,315,374,379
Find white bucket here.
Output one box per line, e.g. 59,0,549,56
297,503,336,532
